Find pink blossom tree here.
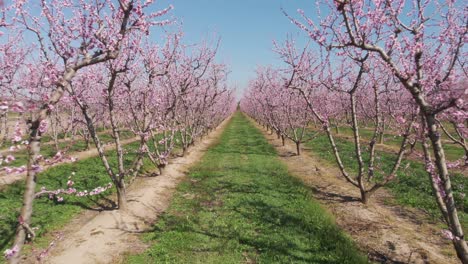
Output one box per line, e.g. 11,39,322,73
243,66,316,154
286,0,468,261
1,0,172,262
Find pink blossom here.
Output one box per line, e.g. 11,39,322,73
11,102,24,113
441,229,460,241
3,245,19,259
395,116,406,124
4,155,15,163
38,120,48,133
15,166,26,174
67,180,74,187
4,167,13,174
31,165,42,173
12,123,23,143
0,101,8,111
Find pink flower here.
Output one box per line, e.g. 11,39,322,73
0,102,8,111
395,116,406,124
38,120,48,133
441,229,459,241
3,245,19,259
16,166,26,174
13,135,22,143
12,124,23,143
5,155,15,163
11,102,25,113
32,165,42,173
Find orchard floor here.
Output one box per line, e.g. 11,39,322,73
125,112,366,263
25,112,458,263
252,119,459,263
36,117,232,264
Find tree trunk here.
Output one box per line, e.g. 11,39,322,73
425,114,468,263
85,137,90,150
116,181,127,211
54,137,59,152
379,118,386,144
360,189,369,204
10,79,68,263
10,136,41,264
296,142,300,156
1,113,8,147
163,130,168,151
465,150,468,167
281,135,285,146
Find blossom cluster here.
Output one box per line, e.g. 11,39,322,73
36,175,113,202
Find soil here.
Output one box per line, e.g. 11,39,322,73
255,122,459,264
29,117,231,264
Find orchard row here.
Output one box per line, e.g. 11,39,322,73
0,1,235,262
242,1,467,263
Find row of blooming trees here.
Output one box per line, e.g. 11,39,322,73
243,52,419,203
243,0,467,262
0,0,235,262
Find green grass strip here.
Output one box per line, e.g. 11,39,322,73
127,112,367,264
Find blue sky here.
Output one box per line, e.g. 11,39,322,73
155,0,314,94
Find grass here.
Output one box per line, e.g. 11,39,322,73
303,133,467,233
0,140,159,260
126,112,367,264
4,130,135,168
329,126,464,161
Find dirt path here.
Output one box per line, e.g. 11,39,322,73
254,122,459,264
0,137,139,188
35,117,231,264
